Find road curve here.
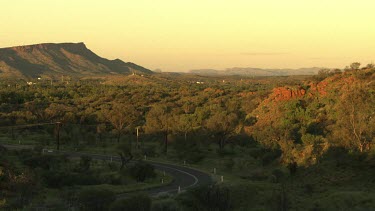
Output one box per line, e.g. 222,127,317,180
2,144,213,196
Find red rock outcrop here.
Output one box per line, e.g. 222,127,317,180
269,87,306,102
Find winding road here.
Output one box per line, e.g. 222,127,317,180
2,144,213,197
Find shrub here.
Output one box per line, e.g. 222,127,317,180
151,199,179,211
249,169,268,181
42,170,71,188
23,154,67,170
129,161,156,182
42,171,100,188
261,149,281,166
271,169,285,183
178,184,231,211
99,172,122,185
32,145,44,154
110,193,151,211
77,187,116,211
217,147,235,157
314,191,375,210
304,183,314,196
76,155,92,172
248,148,264,159
173,137,205,163
107,162,119,171
176,148,205,164
288,162,297,176
143,146,156,157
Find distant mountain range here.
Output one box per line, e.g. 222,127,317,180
189,67,323,76
0,42,152,78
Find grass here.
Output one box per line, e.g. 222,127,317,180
54,142,238,184
56,158,174,194
85,170,173,194
4,136,375,210
0,136,38,145
30,161,173,208
35,170,173,208
1,141,175,209
1,137,268,184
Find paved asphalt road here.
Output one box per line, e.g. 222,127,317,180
2,144,213,197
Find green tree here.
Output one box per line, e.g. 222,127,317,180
24,99,49,121
103,103,139,143
44,103,76,123
350,62,361,70
314,69,333,82
117,143,133,169
96,123,106,143
205,110,239,150
145,105,173,153
366,63,375,69
175,113,199,141
334,82,375,152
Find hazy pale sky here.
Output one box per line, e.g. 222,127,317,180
1,0,375,72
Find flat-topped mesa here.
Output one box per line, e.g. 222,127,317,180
7,42,86,51
0,42,152,78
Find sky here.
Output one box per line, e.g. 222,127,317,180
1,0,375,72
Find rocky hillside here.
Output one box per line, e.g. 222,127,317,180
0,42,152,78
246,67,375,164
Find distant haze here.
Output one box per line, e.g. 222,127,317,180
1,0,375,71
189,67,322,76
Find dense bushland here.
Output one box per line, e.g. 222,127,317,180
1,66,374,210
